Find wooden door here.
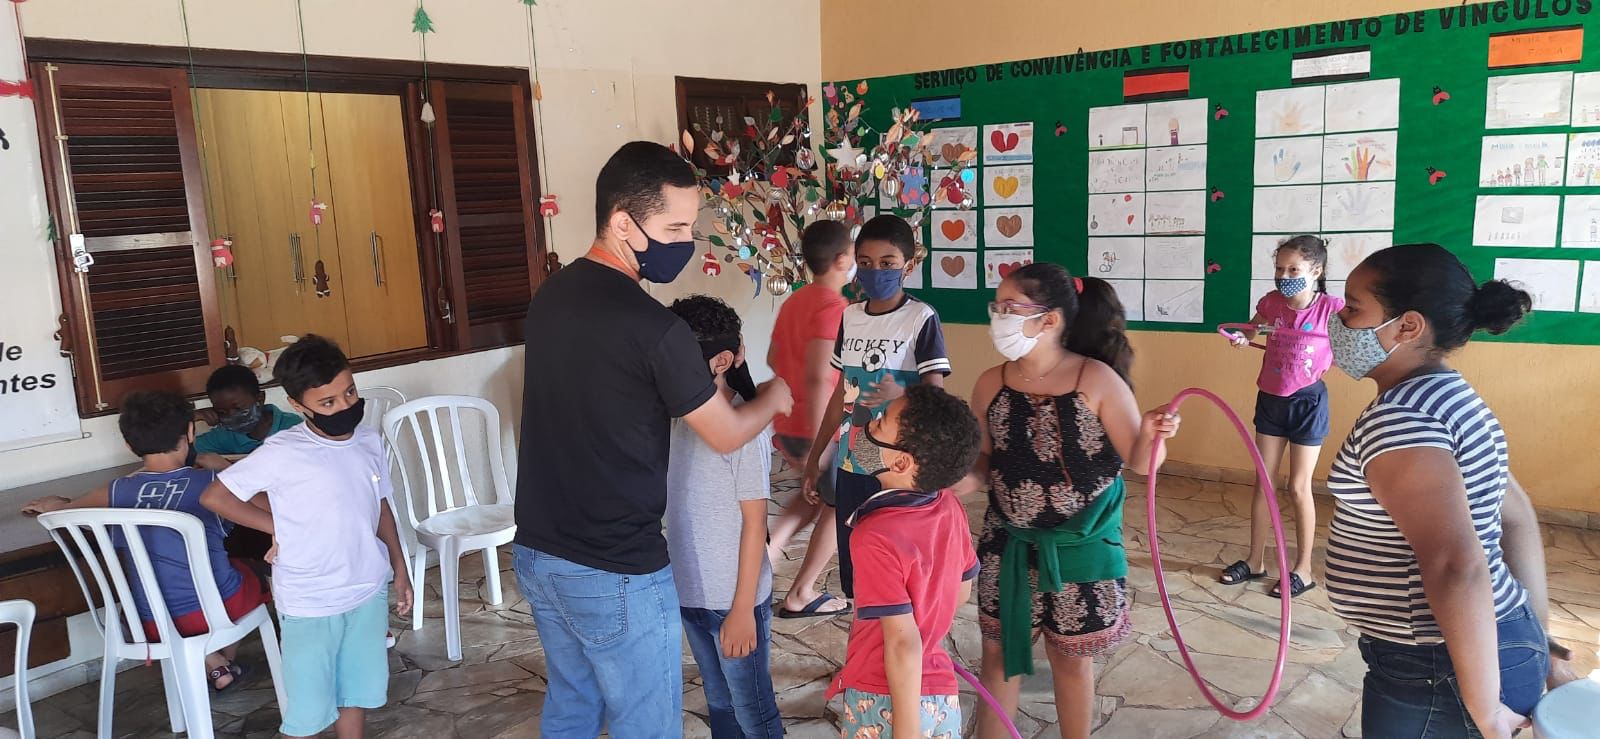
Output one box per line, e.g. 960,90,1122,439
195,88,276,352
277,91,351,349
320,92,428,358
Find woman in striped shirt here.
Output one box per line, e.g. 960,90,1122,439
1324,244,1551,739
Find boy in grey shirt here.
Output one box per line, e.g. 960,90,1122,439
666,296,783,738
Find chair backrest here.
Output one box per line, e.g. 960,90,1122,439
360,386,408,434
383,395,512,530
34,509,236,655
0,599,35,739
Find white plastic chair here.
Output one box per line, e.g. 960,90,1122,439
0,600,35,739
36,509,286,739
384,395,516,661
362,386,413,560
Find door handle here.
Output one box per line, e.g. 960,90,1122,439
370,230,385,287
289,233,305,290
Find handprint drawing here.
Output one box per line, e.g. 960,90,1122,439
1274,100,1311,134
1272,147,1303,182
1343,145,1378,181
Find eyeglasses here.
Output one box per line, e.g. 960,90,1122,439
987,300,1049,318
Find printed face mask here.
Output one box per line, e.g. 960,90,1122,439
218,403,264,432
1276,276,1309,298
1328,314,1400,379
849,423,909,478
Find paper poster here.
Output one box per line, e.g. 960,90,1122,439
1087,103,1147,150
985,164,1034,207
929,167,977,209
1473,195,1561,247
1145,280,1206,323
904,258,925,290
1145,98,1209,146
984,206,1034,246
1323,78,1401,133
1145,145,1208,191
1253,186,1321,232
983,249,1034,288
1322,182,1395,232
1255,86,1325,137
1323,131,1398,182
1254,137,1323,186
1087,193,1145,236
1087,237,1145,278
1145,236,1206,279
930,210,978,249
983,122,1035,164
1248,279,1277,317
1575,72,1600,128
1485,71,1573,129
1565,133,1600,187
1104,279,1145,321
1088,150,1147,194
1324,232,1393,279
1479,134,1568,187
1494,258,1579,311
1560,195,1600,248
1251,234,1288,279
927,126,979,166
1146,190,1206,235
930,251,977,289
1581,263,1600,313
1290,49,1371,83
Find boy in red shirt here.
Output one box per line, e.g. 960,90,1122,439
828,384,980,738
767,220,856,618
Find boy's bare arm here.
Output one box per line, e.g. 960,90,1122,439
199,479,275,534
722,498,768,658
880,612,924,738
376,503,414,615
21,485,110,516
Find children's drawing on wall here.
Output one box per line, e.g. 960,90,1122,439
1106,279,1145,321
931,251,977,289
1256,86,1325,137
1087,103,1147,150
1324,232,1393,279
1560,195,1600,249
1575,72,1600,128
1564,133,1600,187
1087,192,1145,236
926,126,979,166
1087,237,1144,278
1324,78,1401,133
930,210,978,249
929,167,978,208
984,206,1034,246
1146,190,1207,235
1145,98,1209,146
982,122,1035,165
1144,236,1205,279
1254,137,1322,185
1580,262,1600,313
1144,279,1205,323
1146,145,1208,191
1479,134,1567,187
1493,257,1579,311
1253,185,1320,232
986,164,1034,206
983,248,1034,289
1485,71,1573,129
1322,182,1395,232
1473,194,1560,247
1089,149,1147,193
1323,131,1398,182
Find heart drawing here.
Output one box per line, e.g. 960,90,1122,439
939,219,967,242
941,254,966,277
940,143,967,163
997,260,1029,279
990,129,1019,153
993,176,1020,199
1126,214,1136,225
997,215,1023,238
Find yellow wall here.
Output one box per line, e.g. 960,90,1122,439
823,0,1600,513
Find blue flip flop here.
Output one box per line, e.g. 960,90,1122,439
776,593,853,619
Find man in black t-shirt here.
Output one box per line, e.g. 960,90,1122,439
512,141,791,737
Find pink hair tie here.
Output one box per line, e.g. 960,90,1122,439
1073,277,1084,294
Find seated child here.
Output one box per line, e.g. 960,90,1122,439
199,335,412,739
665,295,783,739
194,364,300,562
22,390,269,692
828,384,981,739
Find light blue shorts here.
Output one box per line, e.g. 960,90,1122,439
278,591,390,737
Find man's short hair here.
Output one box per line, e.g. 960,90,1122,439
594,141,698,235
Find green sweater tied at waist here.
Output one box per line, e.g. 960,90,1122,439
999,476,1128,678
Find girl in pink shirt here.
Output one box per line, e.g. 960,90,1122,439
1220,235,1343,598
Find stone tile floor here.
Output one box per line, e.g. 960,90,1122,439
10,466,1600,738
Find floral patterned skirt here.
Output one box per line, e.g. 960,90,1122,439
976,506,1131,657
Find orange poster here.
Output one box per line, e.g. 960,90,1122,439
1488,27,1584,69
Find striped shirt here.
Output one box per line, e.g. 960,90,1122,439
1325,372,1526,645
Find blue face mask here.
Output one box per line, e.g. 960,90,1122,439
1277,276,1309,298
857,266,905,301
628,215,695,283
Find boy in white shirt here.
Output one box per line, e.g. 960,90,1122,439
201,335,412,739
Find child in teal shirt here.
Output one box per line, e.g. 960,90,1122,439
194,364,302,455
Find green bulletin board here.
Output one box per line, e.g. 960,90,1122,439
840,2,1600,344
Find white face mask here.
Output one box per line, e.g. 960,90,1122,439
988,313,1046,361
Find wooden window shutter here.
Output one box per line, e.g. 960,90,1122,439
425,80,545,350
675,77,807,177
34,63,223,413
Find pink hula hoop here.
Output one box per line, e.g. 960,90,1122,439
1217,323,1267,352
1147,387,1293,721
953,663,1024,739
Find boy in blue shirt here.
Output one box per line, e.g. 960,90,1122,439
803,214,951,600
23,391,269,692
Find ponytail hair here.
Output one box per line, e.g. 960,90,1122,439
1007,264,1134,386
1362,243,1531,353
1276,234,1328,295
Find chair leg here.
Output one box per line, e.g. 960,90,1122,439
96,640,118,739
439,538,462,662
157,655,185,735
175,644,215,739
258,619,289,724
411,546,428,631
482,546,504,606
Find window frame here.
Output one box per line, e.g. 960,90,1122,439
674,76,809,177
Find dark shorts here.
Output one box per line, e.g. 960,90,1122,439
1254,381,1330,446
774,434,836,506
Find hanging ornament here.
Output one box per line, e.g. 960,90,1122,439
539,194,560,217
702,251,722,276
412,5,436,34
880,177,902,200
796,147,815,170
749,266,762,297
766,273,791,297
309,199,328,226
0,79,34,100
312,259,331,297
420,101,437,125
210,237,235,268
429,209,445,233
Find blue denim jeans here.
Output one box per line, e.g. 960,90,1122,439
513,545,682,738
680,604,784,739
1359,603,1549,738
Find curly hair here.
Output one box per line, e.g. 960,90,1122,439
669,295,742,356
895,384,981,492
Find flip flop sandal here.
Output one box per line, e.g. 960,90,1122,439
776,592,853,619
1219,560,1267,586
1271,573,1318,599
209,662,249,693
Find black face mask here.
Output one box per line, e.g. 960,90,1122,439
702,343,757,403
184,442,198,468
304,397,365,437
